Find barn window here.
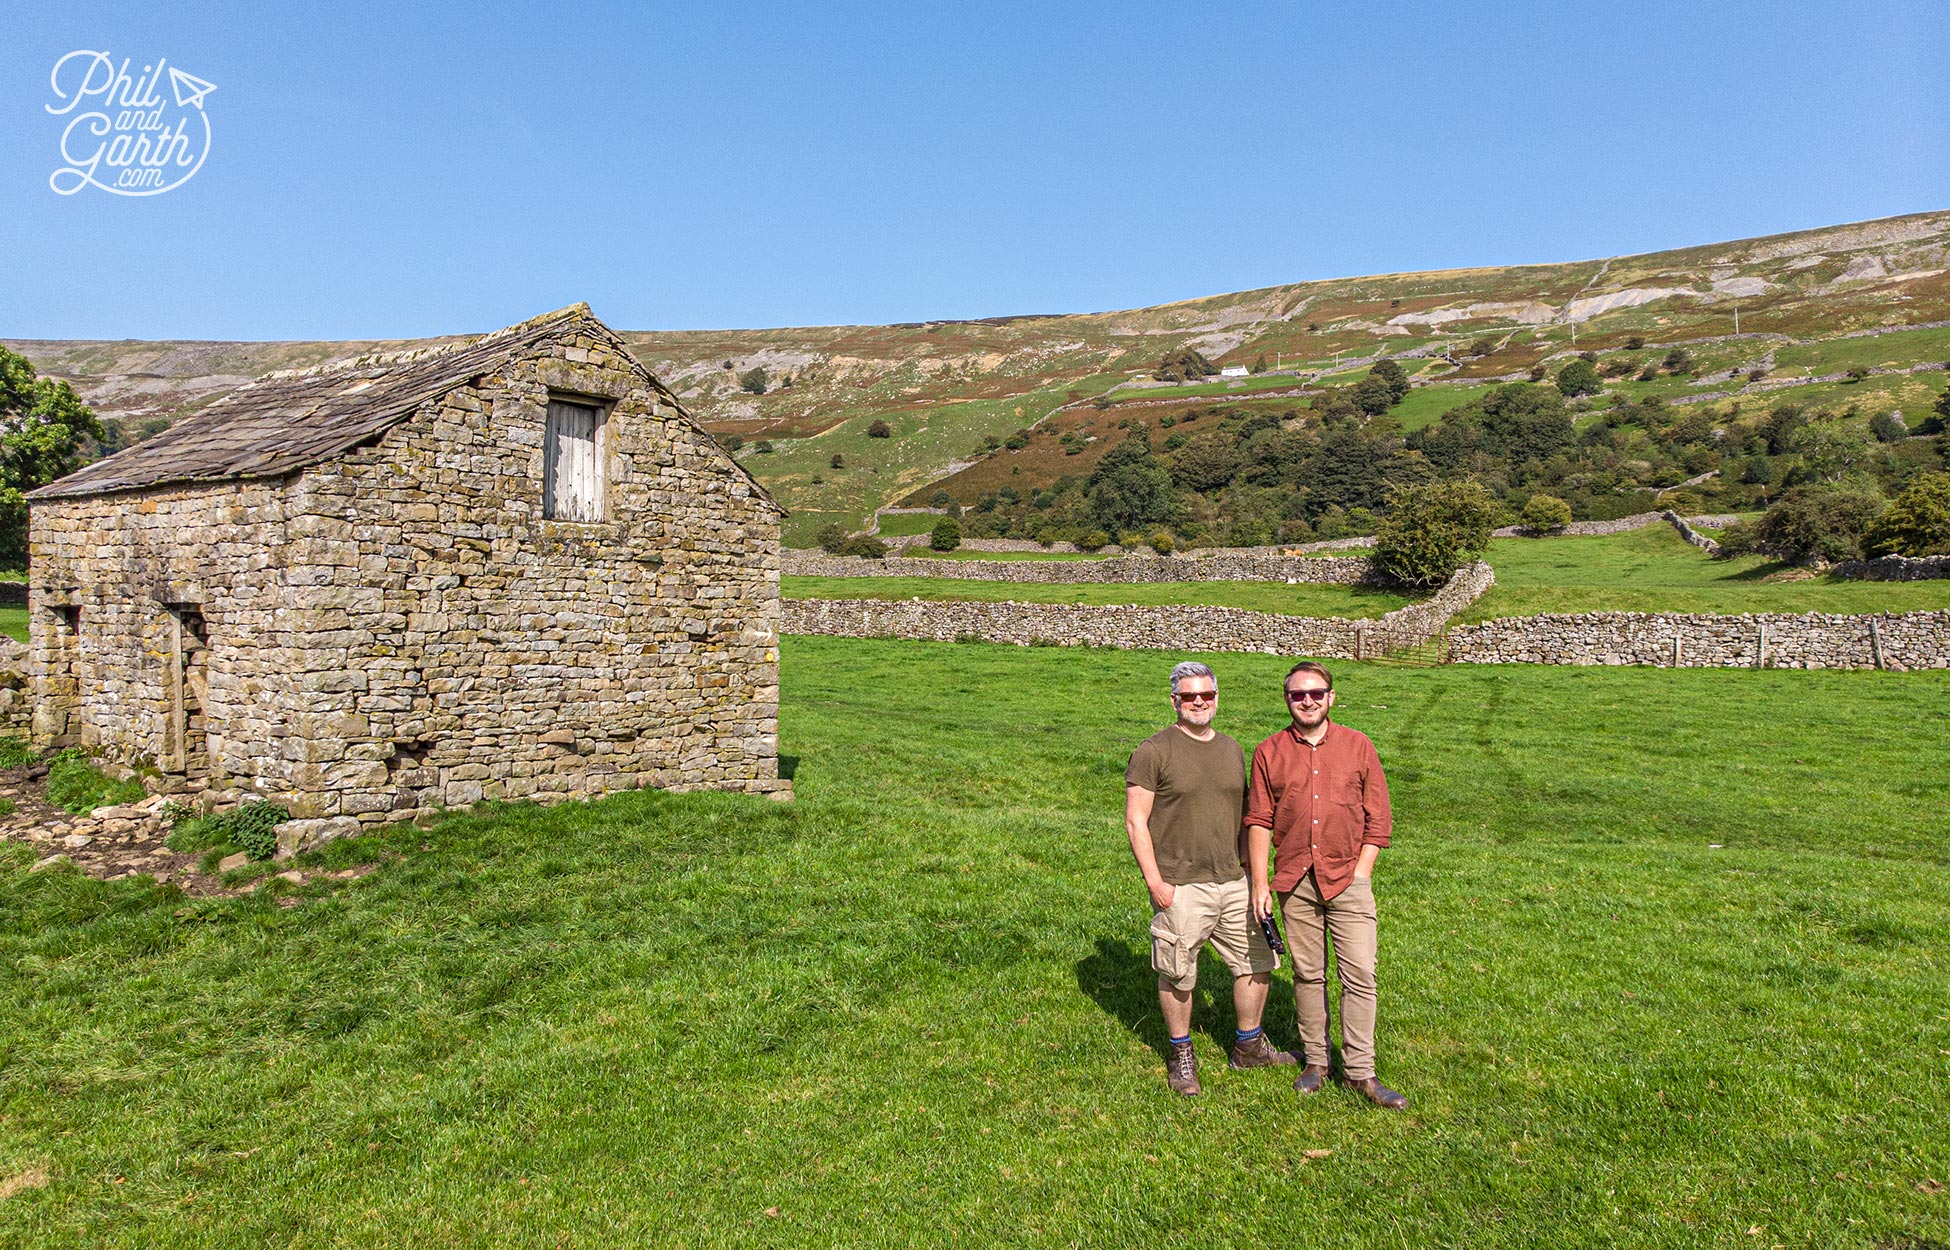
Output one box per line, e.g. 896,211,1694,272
543,398,605,521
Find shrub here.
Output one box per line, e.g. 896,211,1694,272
1713,520,1759,558
1373,479,1500,587
867,420,892,439
929,490,953,508
1624,335,1646,351
1637,364,1659,382
1662,348,1692,373
1862,472,1950,557
1870,411,1908,443
45,749,146,814
738,367,768,395
830,454,845,470
1463,336,1498,358
718,433,743,454
1844,366,1871,383
835,535,888,559
1528,364,1548,383
1753,483,1885,563
0,736,37,769
753,440,773,454
1004,432,1028,451
928,517,962,552
1521,494,1573,533
815,523,850,554
1747,368,1767,383
1075,529,1111,552
1147,531,1175,555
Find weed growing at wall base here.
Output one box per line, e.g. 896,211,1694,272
0,638,1946,1247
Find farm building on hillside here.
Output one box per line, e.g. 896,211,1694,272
26,303,789,824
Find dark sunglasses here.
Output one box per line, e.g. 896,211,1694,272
1174,689,1217,703
1285,688,1331,703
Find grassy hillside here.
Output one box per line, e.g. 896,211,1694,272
4,640,1947,1247
9,210,1950,542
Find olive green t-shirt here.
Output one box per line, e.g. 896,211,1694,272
1125,727,1247,886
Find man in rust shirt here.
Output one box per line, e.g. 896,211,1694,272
1245,660,1408,1109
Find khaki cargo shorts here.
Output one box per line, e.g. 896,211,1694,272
1149,877,1279,991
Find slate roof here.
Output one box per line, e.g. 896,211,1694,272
29,304,773,508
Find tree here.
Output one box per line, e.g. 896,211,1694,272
1250,354,1269,375
738,367,768,395
753,440,774,454
1624,336,1646,351
1167,432,1239,492
1372,479,1500,587
0,346,105,567
1152,349,1218,383
1370,358,1410,405
814,522,851,554
1086,427,1175,532
835,534,888,559
867,419,892,439
1753,483,1884,563
929,516,963,552
1555,358,1602,398
1792,420,1873,483
718,433,744,453
1662,347,1692,373
1351,373,1395,416
1521,493,1573,533
1862,472,1950,557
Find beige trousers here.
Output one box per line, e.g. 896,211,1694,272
1280,871,1379,1080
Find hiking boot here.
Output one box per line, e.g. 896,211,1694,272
1165,1040,1201,1095
1229,1034,1299,1070
1345,1076,1409,1110
1292,1064,1331,1094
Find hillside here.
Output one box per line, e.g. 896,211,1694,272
8,210,1950,545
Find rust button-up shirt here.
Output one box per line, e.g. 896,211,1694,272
1244,721,1392,900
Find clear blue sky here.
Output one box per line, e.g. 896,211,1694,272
3,1,1946,341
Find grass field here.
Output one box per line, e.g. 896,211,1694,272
1461,524,1950,622
0,608,25,645
2,639,1946,1247
783,576,1414,618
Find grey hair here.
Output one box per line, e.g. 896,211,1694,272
1169,661,1215,693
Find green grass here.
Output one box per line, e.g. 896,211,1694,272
0,607,26,645
1461,524,1950,622
2,640,1947,1247
43,750,147,814
872,512,945,537
783,576,1414,617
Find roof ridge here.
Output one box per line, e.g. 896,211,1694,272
253,302,594,386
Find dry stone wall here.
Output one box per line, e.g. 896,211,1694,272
783,562,1494,658
1447,610,1950,670
30,324,786,822
783,551,1375,584
1832,554,1950,581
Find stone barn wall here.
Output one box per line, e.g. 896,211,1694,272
30,327,784,820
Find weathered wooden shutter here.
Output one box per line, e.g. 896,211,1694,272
544,400,602,520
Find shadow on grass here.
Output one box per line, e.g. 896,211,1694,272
1075,936,1299,1058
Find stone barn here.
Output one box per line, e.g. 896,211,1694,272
26,304,788,825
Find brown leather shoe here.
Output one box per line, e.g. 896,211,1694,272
1292,1064,1331,1094
1166,1040,1201,1096
1229,1034,1299,1070
1345,1076,1408,1109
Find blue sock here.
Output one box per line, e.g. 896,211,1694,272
1236,1025,1263,1045
1169,1034,1191,1047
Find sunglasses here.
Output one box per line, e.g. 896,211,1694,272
1285,688,1331,704
1174,689,1217,703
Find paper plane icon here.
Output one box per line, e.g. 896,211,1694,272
168,67,217,110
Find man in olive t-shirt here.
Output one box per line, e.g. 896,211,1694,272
1124,661,1290,1095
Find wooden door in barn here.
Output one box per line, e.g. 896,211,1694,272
543,399,605,521
162,604,210,776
